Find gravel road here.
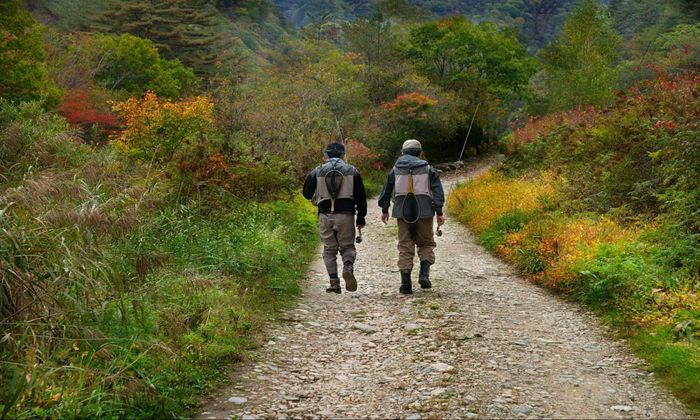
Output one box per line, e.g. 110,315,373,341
198,156,687,419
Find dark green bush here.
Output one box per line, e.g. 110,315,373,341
480,209,534,251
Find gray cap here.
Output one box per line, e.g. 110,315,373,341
402,139,422,151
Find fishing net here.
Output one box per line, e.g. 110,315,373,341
325,169,344,213
401,173,420,224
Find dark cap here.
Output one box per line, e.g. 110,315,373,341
326,142,345,158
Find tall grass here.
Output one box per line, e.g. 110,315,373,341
0,101,319,417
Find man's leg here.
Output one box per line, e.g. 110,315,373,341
397,219,416,294
415,218,436,288
319,214,341,293
336,214,357,292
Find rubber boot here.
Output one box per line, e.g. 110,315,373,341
399,270,413,295
342,262,357,292
418,260,432,289
326,277,341,294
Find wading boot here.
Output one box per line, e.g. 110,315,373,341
342,262,357,292
399,270,413,295
326,277,341,294
418,260,432,289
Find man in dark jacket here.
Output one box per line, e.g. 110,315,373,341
303,142,367,293
378,139,445,294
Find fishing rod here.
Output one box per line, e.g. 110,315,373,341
334,115,344,145
458,103,480,162
334,115,364,243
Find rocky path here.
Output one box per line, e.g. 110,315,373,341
199,157,687,419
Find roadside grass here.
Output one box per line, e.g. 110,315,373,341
604,312,700,415
1,191,318,418
448,170,700,413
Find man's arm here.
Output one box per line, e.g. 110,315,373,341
353,171,367,226
430,168,445,216
302,170,317,200
377,169,395,214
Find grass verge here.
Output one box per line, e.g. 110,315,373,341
1,195,318,418
448,170,700,413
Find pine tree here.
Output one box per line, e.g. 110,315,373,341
98,0,233,76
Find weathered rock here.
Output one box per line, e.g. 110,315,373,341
611,405,634,412
429,362,455,373
228,397,248,404
352,323,379,334
512,405,532,415
430,388,447,397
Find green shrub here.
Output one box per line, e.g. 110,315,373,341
480,210,533,252
94,33,197,98
575,242,659,311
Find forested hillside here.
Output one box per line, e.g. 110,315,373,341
274,0,577,49
1,0,699,417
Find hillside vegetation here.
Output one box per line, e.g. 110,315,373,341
449,0,700,411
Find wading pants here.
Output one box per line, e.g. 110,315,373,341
319,213,356,276
397,217,436,271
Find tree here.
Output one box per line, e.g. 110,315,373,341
98,0,233,76
375,0,427,21
540,1,622,111
488,0,573,50
342,14,395,69
0,0,61,107
405,17,536,103
94,33,197,98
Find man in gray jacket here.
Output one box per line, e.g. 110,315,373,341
379,139,445,294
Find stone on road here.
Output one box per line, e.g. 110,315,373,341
429,362,455,373
199,156,688,419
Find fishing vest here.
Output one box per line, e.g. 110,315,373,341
388,159,437,220
312,159,355,206
393,164,432,199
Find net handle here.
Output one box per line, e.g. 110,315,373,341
326,167,343,214
403,170,420,224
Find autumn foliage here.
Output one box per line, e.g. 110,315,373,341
504,107,597,154
112,92,214,162
58,88,120,130
345,139,383,172
382,92,438,120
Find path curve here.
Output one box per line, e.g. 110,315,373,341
199,156,687,419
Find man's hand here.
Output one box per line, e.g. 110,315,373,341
436,215,445,226
381,213,389,224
